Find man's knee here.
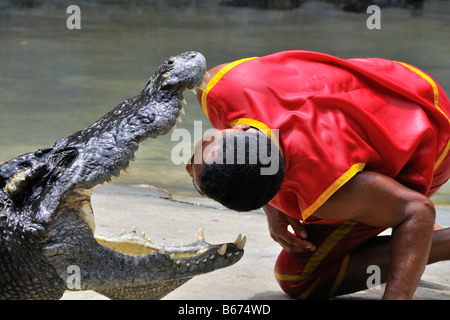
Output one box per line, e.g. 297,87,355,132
274,249,319,299
274,249,349,299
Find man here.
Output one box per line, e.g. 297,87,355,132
185,50,450,299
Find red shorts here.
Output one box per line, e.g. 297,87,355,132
274,221,385,299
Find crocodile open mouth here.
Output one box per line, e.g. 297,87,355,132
72,79,247,273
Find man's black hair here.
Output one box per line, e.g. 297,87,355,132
198,130,284,212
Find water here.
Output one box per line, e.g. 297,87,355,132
1,0,450,199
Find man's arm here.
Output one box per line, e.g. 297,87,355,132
263,204,315,253
313,171,436,299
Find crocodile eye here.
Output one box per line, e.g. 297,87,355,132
5,168,33,198
4,164,46,202
49,148,78,168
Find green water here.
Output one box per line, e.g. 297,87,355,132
1,0,450,198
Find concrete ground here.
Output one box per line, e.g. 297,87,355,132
61,183,450,300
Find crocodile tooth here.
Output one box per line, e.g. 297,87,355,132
217,244,227,256
197,228,205,241
181,98,187,105
237,236,247,250
190,88,197,95
198,81,207,91
80,201,92,213
209,254,215,260
123,167,131,175
180,106,186,115
176,115,182,123
204,70,211,78
159,245,165,254
141,231,146,237
234,234,242,244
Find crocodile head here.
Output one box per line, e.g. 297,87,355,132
0,51,246,300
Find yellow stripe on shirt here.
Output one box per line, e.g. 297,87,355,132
201,57,258,118
396,61,449,171
301,163,366,221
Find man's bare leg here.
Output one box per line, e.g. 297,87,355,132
334,227,450,297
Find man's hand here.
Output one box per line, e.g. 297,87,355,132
263,204,316,253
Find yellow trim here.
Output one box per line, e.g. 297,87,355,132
273,270,303,282
302,163,366,221
201,57,258,118
328,253,351,298
436,141,450,171
396,62,450,171
273,221,357,284
298,277,321,300
230,118,282,155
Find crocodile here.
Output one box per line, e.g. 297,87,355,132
0,51,246,300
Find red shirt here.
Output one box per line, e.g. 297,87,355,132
201,51,450,223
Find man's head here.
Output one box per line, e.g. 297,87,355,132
186,125,284,211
